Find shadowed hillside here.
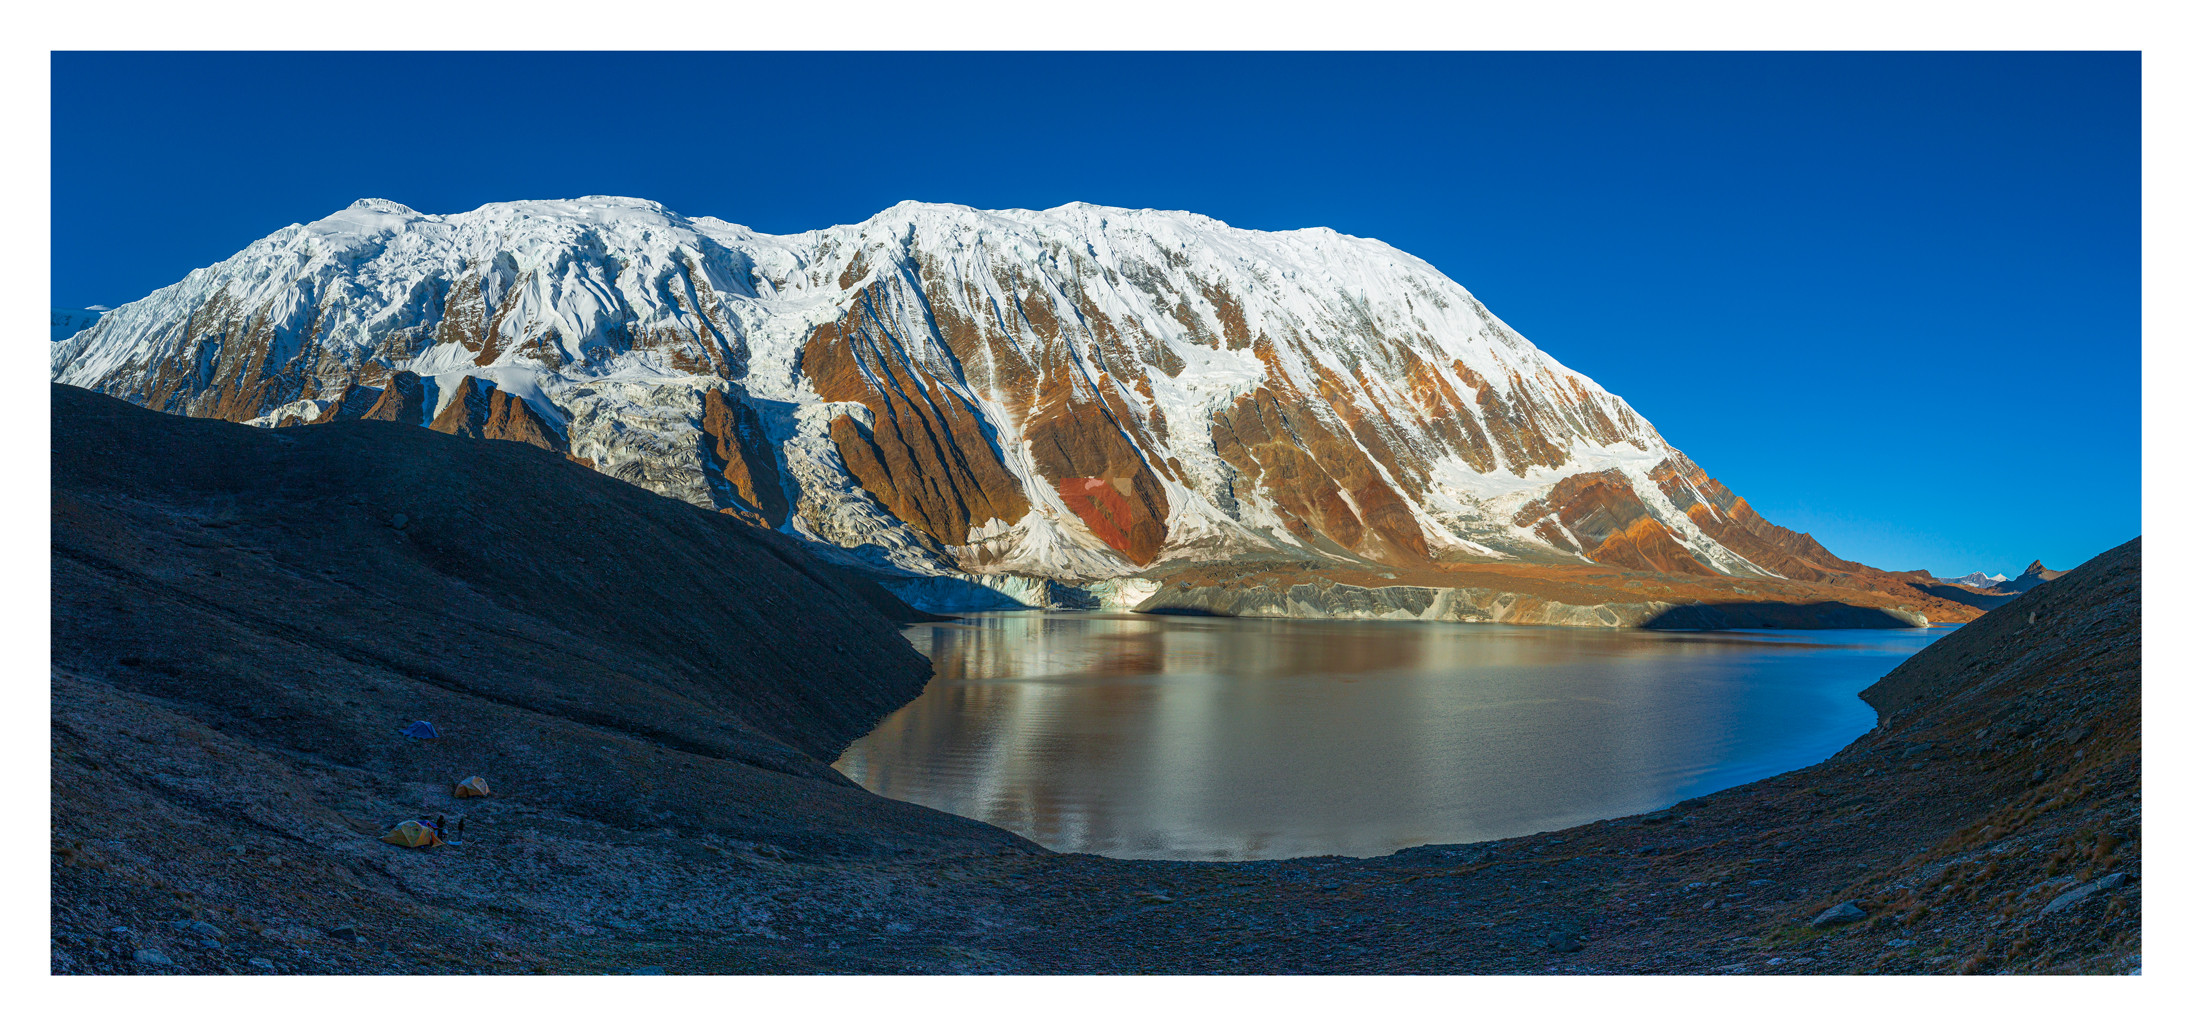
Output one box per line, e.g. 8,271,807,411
50,384,1027,973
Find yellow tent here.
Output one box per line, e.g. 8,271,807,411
381,820,442,848
454,776,492,798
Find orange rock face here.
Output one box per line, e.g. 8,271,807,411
94,284,349,425
1054,477,1138,554
1513,471,1652,554
308,383,383,425
803,286,1030,547
1587,517,1715,576
1211,387,1427,564
1023,388,1172,565
481,389,567,454
1008,286,1176,564
415,375,570,456
699,387,787,528
359,372,430,426
427,377,493,437
1649,455,1860,580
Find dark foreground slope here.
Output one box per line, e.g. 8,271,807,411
53,386,2136,974
50,385,1028,974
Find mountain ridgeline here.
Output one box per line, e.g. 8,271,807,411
51,197,1978,622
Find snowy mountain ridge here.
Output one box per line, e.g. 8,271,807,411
53,196,1846,590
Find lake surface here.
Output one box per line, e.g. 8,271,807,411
833,613,1953,861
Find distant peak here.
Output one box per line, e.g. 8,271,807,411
2023,560,2053,575
347,198,419,215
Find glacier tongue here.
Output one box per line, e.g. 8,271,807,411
52,195,1795,592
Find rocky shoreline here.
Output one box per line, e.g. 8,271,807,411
871,554,2000,629
1131,578,1932,629
50,387,2136,975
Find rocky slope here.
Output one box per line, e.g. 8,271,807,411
50,384,1028,974
52,197,1964,621
53,389,2135,974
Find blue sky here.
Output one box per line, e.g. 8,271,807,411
51,52,2139,576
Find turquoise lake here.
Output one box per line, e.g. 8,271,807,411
835,613,1953,861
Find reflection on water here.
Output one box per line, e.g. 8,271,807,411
834,613,1950,861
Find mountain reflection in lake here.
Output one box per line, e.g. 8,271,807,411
833,613,1951,861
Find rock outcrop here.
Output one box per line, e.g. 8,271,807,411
698,386,786,527
1998,560,2069,592
307,382,383,424
358,370,429,426
420,375,569,455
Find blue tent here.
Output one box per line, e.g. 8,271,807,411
398,720,438,740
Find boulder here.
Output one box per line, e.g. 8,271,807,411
1809,901,1866,928
2038,873,2129,919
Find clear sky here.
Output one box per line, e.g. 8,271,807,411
51,52,2140,577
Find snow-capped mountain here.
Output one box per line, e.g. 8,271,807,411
51,197,1865,589
50,306,109,342
1941,571,2010,590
